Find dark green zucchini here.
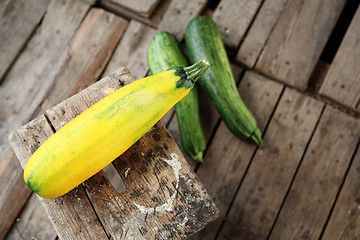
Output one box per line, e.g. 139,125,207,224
185,16,263,145
147,31,206,162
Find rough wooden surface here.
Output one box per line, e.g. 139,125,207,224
217,88,324,239
190,71,283,239
319,6,360,112
322,146,360,240
2,8,127,239
100,0,161,17
0,1,91,237
255,0,346,90
158,0,208,40
100,0,171,27
102,20,156,79
6,194,56,240
269,105,360,239
212,0,262,49
236,0,287,68
0,0,50,82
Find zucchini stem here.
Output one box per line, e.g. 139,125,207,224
184,60,210,83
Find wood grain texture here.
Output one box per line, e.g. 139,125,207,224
100,0,171,27
9,115,108,239
6,195,57,240
4,9,127,239
40,8,128,111
217,88,324,240
100,0,161,17
0,0,49,82
255,0,346,90
158,0,208,40
0,1,90,237
102,20,156,80
212,0,262,49
236,0,287,68
190,71,283,239
269,105,360,239
319,7,360,111
322,145,360,240
84,121,219,239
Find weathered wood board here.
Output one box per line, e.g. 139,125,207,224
0,0,50,82
319,6,360,112
190,71,284,239
269,105,360,239
236,0,287,68
158,0,208,40
102,20,156,80
9,114,109,239
40,8,128,113
322,145,360,240
0,0,91,237
255,0,345,90
9,67,219,239
2,8,128,239
217,88,324,239
5,194,57,240
101,0,171,28
212,0,263,49
100,0,161,17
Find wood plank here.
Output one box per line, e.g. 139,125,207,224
236,0,287,68
5,194,57,240
40,8,128,111
190,71,284,239
319,7,360,112
255,0,345,90
4,9,127,239
212,0,263,49
158,0,208,40
0,0,50,82
100,0,161,17
166,64,243,167
269,106,360,239
0,1,91,237
322,145,360,240
102,20,156,80
217,88,324,240
100,0,172,28
9,115,108,239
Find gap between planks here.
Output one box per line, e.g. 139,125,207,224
265,103,326,239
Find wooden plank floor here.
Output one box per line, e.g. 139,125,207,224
1,0,359,239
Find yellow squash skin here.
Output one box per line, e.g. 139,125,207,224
24,61,209,199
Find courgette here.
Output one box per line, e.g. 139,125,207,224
24,60,209,199
185,16,263,145
147,32,206,162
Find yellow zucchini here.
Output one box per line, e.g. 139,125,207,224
24,60,209,199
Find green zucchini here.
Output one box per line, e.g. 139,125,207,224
185,16,263,145
148,32,206,162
